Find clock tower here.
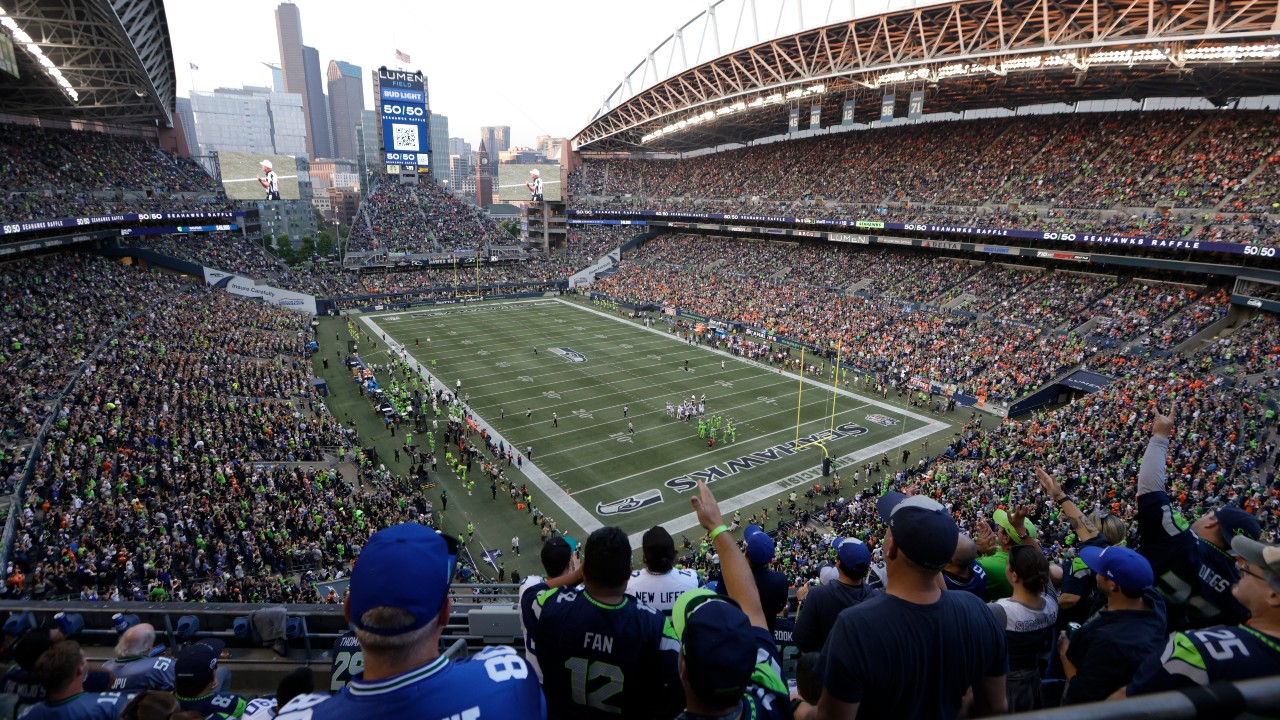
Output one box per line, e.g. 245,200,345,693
475,138,493,207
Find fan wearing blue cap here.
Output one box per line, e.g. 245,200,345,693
1128,535,1280,698
1134,408,1262,630
715,524,789,632
671,480,791,720
1058,544,1167,705
793,538,881,653
794,491,1009,720
275,523,545,720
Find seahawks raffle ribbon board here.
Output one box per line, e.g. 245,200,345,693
2,211,248,236
567,209,1274,257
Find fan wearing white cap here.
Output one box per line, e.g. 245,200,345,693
257,160,280,200
526,168,543,202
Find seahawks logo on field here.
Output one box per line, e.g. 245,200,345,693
597,489,663,516
865,413,899,426
549,347,587,363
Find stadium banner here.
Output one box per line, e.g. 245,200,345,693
2,211,247,237
788,107,800,133
1059,370,1116,393
841,100,856,126
809,105,821,130
829,233,871,244
880,94,895,122
203,268,318,314
565,210,1254,255
908,91,924,120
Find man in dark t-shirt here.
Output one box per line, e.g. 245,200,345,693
796,493,1008,720
795,538,881,653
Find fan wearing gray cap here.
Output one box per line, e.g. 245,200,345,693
793,538,881,653
1127,535,1280,697
275,523,545,720
669,479,791,720
794,492,1008,720
1134,408,1263,630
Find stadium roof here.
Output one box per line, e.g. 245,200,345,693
0,0,174,126
573,0,1280,154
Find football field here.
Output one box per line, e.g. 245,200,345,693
359,298,954,545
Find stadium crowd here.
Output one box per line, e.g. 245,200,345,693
346,181,509,255
570,110,1280,248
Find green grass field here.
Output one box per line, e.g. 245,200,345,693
356,297,956,548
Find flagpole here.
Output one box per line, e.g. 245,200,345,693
188,64,196,93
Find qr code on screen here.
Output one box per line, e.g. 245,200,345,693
392,123,418,151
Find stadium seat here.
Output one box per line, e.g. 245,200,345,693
175,615,200,641
3,612,36,637
232,616,253,641
53,612,83,637
112,613,141,634
466,606,522,644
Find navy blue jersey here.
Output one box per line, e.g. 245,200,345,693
771,616,800,684
1128,625,1280,695
176,690,249,719
525,584,681,720
942,562,988,598
1136,491,1247,629
20,692,134,720
1134,435,1248,630
676,626,791,720
275,647,544,720
329,633,363,690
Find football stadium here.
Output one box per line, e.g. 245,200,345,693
0,0,1278,717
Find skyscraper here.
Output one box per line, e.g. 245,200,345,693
327,60,364,162
428,113,449,185
274,3,311,156
303,46,332,158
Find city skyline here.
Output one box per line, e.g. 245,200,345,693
167,0,708,151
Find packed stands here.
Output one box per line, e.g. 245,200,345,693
346,181,507,254
570,110,1280,247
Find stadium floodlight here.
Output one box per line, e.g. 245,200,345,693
0,5,79,102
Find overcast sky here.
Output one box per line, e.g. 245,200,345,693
167,0,724,150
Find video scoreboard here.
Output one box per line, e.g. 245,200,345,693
376,67,430,174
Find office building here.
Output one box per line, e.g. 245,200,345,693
302,46,332,158
274,3,313,156
326,60,364,162
428,113,449,185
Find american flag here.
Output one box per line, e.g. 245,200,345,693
189,62,199,71
395,49,410,63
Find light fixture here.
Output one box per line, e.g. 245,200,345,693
0,4,79,101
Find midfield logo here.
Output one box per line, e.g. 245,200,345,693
549,347,587,363
597,489,663,516
864,414,899,426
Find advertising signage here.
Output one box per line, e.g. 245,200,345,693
378,67,428,170
566,209,1258,256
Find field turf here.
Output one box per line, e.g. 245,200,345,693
355,297,956,548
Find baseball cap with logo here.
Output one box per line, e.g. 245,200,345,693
1080,545,1153,593
175,639,224,696
1231,536,1280,593
1214,506,1262,545
671,589,757,708
348,523,458,636
876,492,959,569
